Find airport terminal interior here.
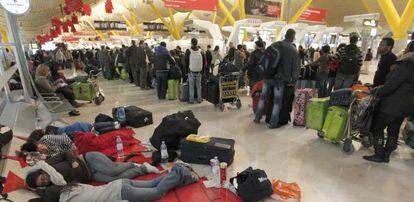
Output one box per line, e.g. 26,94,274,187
0,0,413,202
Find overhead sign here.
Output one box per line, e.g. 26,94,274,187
299,7,326,23
94,21,127,31
363,19,378,27
165,0,218,12
245,0,281,18
142,22,168,32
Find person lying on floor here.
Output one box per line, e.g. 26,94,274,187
20,134,74,159
44,121,121,136
26,151,160,190
27,161,197,202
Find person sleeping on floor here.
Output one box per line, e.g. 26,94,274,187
26,161,197,202
17,121,121,157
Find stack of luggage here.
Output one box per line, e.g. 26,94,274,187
293,66,317,126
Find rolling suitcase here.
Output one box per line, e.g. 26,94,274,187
322,106,348,143
293,88,316,126
122,106,153,128
306,98,330,131
180,137,235,165
180,83,189,102
168,80,179,100
72,82,94,101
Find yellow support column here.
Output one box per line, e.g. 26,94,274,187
360,0,374,13
149,4,179,40
168,8,181,39
179,11,193,33
289,0,313,24
280,0,285,21
219,1,239,27
212,12,217,24
396,0,414,38
376,0,400,33
238,0,246,19
122,15,139,36
218,0,236,26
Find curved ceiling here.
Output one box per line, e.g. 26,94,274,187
0,0,412,42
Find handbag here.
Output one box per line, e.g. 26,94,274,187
230,167,273,202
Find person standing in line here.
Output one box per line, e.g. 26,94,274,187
246,40,265,88
254,29,300,129
154,42,176,99
298,45,306,66
205,45,213,75
126,40,141,86
306,45,331,98
211,46,223,74
123,45,133,83
361,48,373,75
333,34,363,90
145,43,155,88
137,40,149,90
225,42,236,62
185,38,206,104
373,38,397,87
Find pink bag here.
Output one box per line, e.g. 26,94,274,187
293,88,316,126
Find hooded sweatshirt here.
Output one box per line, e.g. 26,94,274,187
154,46,175,71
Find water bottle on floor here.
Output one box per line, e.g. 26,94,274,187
116,135,124,161
160,141,169,164
117,107,126,123
211,156,220,188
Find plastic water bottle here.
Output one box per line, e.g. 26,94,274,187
160,141,169,164
117,107,126,123
116,135,124,160
211,156,220,188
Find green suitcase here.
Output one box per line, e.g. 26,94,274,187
167,80,179,100
322,106,348,143
72,82,94,101
306,98,330,131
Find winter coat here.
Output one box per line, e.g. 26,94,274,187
153,46,175,71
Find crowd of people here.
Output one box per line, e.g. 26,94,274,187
17,29,413,201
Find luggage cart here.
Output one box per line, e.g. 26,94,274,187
216,72,242,111
317,90,372,154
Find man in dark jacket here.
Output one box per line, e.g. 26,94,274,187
137,40,149,89
154,42,176,99
126,40,143,86
373,37,397,87
363,51,414,163
334,34,364,90
206,45,213,74
246,40,265,88
254,29,300,129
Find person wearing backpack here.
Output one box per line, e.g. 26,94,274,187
154,42,176,99
246,40,265,88
306,45,331,98
334,34,363,90
185,38,206,104
254,29,300,129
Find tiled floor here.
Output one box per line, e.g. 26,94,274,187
2,62,414,202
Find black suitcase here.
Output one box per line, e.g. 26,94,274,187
330,88,352,106
122,106,153,128
180,137,235,165
207,82,220,105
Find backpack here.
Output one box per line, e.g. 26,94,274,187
258,43,281,79
0,125,13,149
189,49,203,72
230,167,273,202
339,45,361,75
168,65,182,80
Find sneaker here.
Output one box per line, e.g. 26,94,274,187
141,162,161,174
68,110,80,116
363,154,384,163
175,161,199,185
253,119,260,124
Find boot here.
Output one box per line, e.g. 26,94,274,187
364,134,385,163
363,153,384,163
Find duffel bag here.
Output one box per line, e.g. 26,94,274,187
124,106,153,128
230,167,273,202
150,110,201,150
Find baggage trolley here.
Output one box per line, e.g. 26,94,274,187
216,72,242,111
317,90,372,154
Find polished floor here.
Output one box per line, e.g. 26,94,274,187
1,62,414,202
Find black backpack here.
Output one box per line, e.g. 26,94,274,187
168,65,182,80
230,167,273,202
339,45,361,75
0,125,13,149
150,111,201,150
258,42,281,79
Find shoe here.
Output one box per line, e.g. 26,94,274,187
68,110,80,116
253,119,260,124
72,102,85,108
383,153,390,163
140,162,161,174
363,154,384,163
188,101,195,104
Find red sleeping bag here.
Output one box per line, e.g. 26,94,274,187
74,128,146,156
